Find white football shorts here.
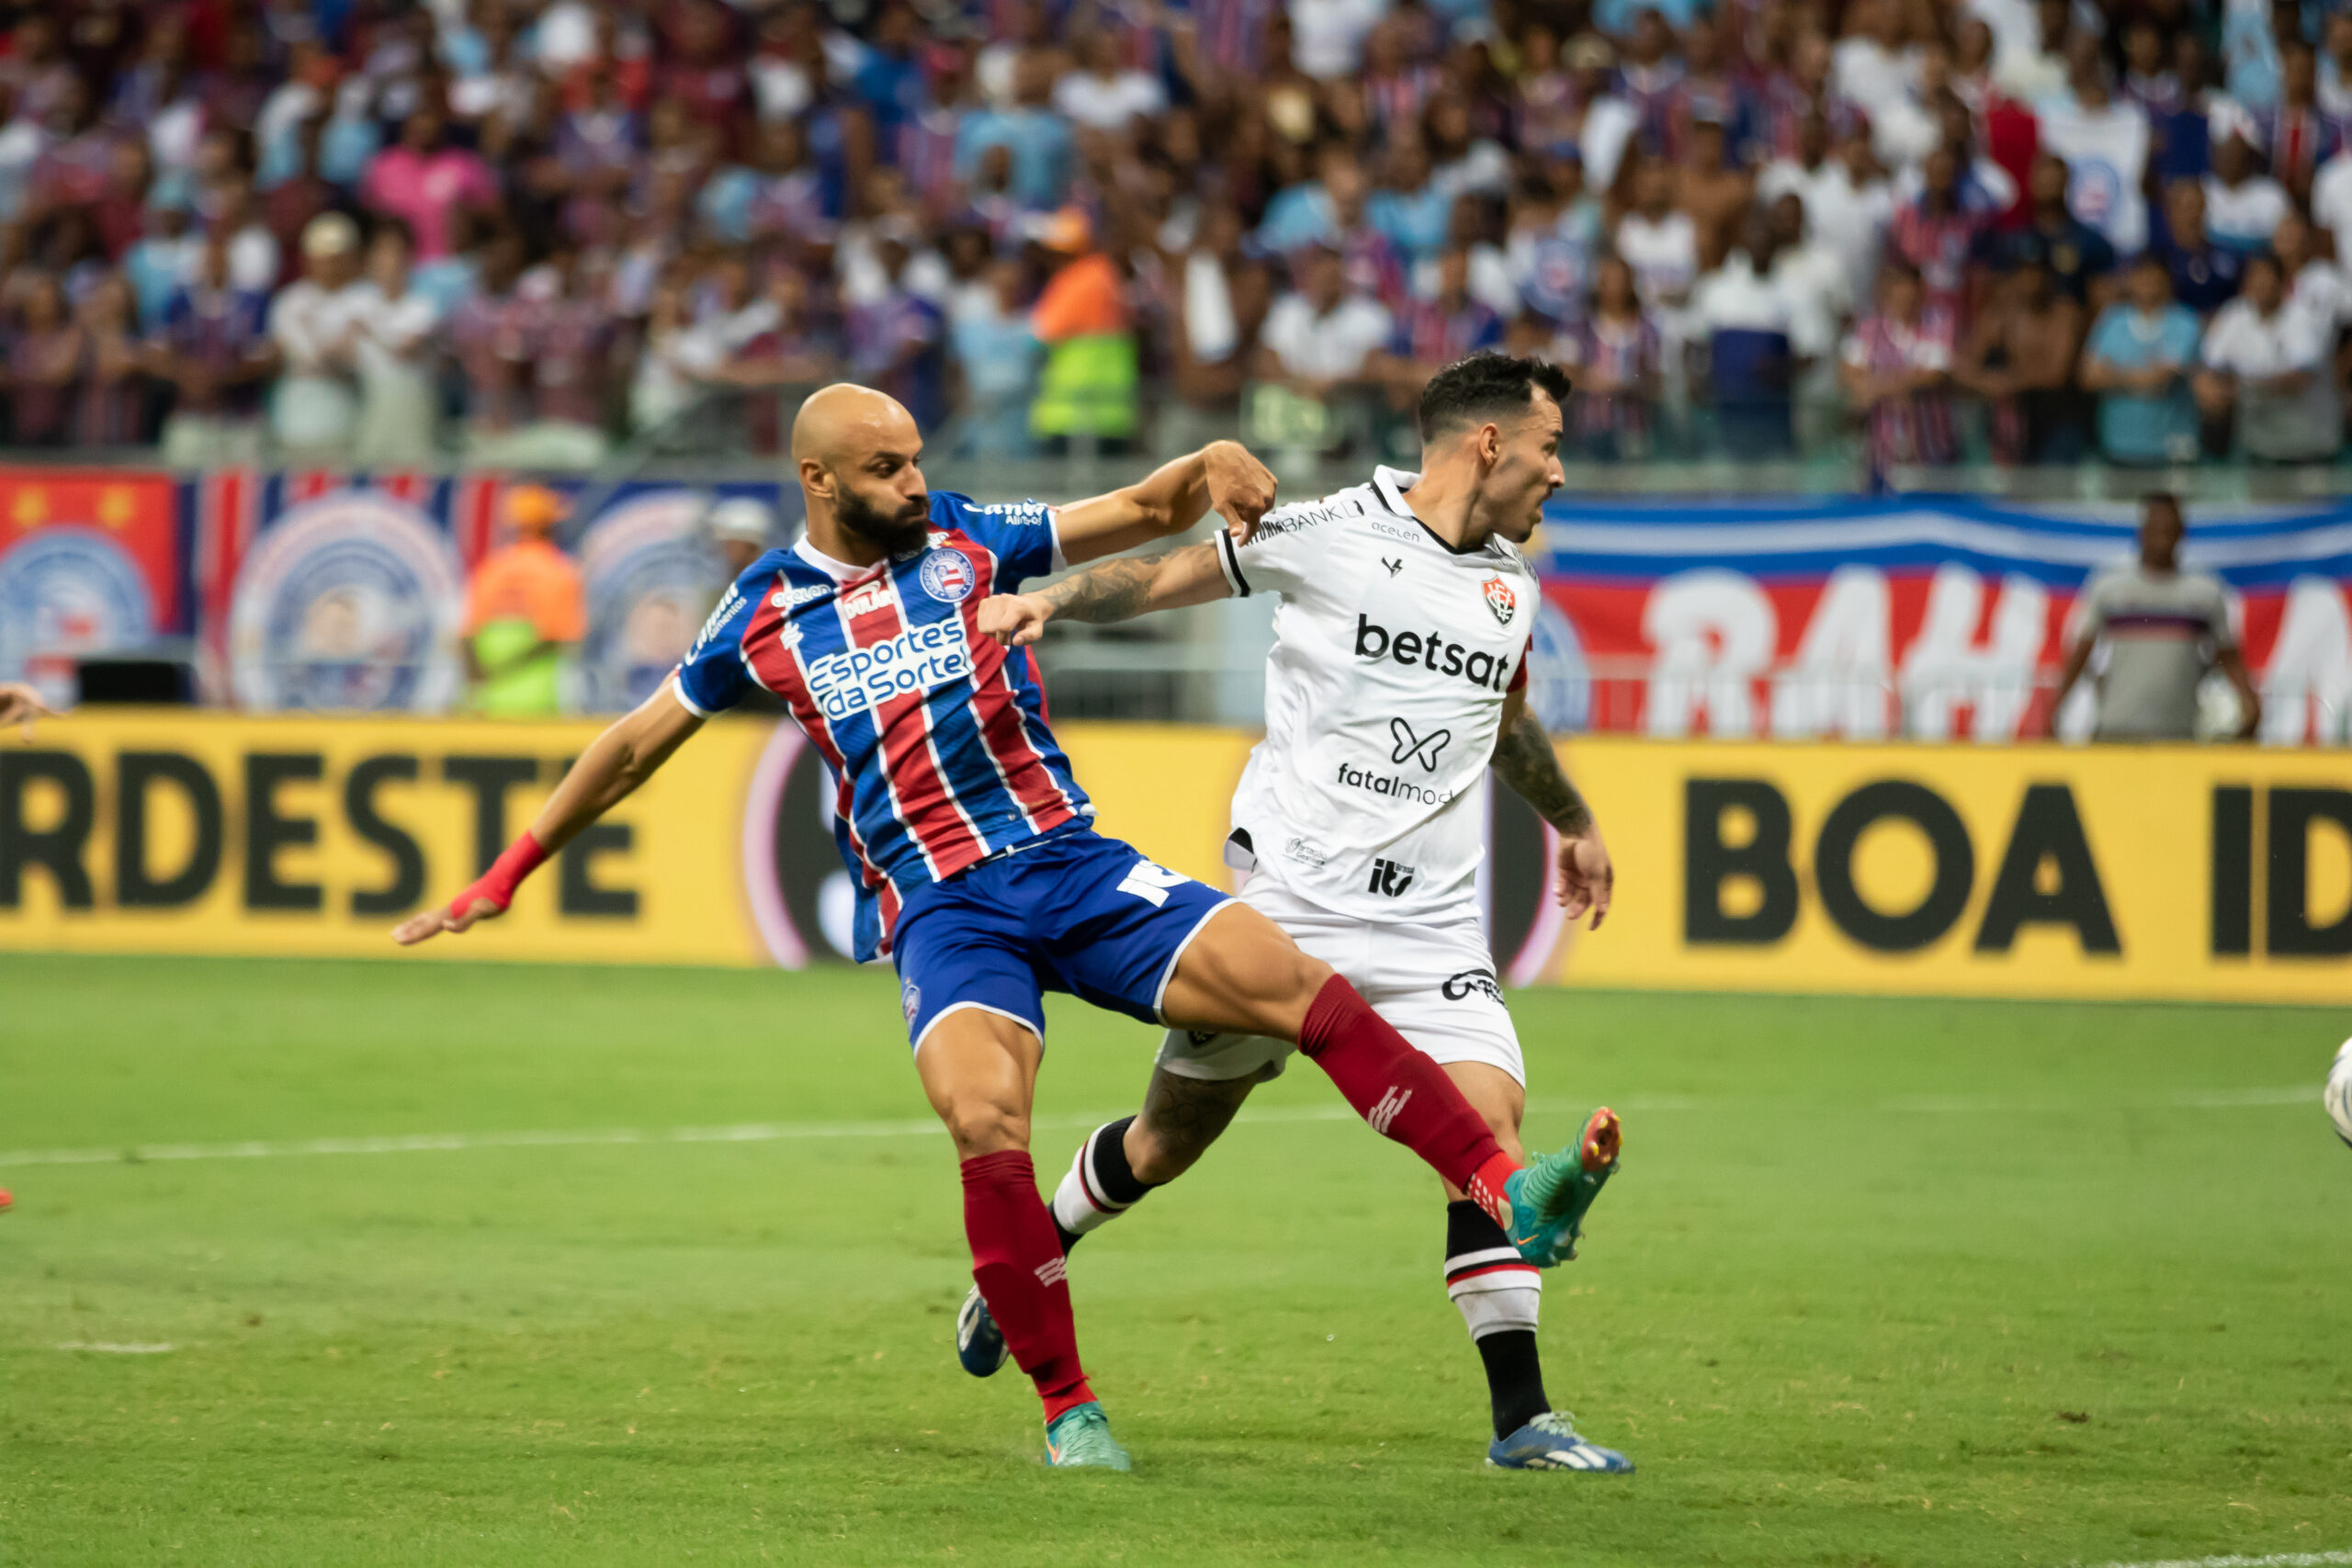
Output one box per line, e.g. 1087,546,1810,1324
1154,875,1525,1086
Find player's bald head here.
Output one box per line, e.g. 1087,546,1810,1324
790,383,919,470
791,382,933,558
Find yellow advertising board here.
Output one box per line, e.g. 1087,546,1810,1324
0,711,1253,969
3,712,2346,1003
1545,737,2352,1003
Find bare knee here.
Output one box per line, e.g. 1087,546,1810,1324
915,1012,1043,1160
941,1092,1030,1158
1160,904,1337,1040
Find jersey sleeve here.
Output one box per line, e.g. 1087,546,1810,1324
931,491,1062,589
670,570,762,716
1213,501,1344,600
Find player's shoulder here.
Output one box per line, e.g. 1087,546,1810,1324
687,550,795,661
1485,531,1533,577
929,491,1056,533
1241,480,1385,548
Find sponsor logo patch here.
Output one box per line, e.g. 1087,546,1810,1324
1482,575,1518,626
803,619,972,721
1248,497,1366,540
1353,615,1516,692
1366,857,1417,897
1388,716,1451,771
842,577,895,618
1283,836,1330,868
1442,968,1506,1004
1332,761,1456,806
918,548,976,604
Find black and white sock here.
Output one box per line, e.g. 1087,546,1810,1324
1445,1198,1549,1439
1047,1116,1156,1254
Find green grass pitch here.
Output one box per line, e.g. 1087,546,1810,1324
2,953,2347,1566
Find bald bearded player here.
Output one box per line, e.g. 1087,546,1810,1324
393,385,1611,1471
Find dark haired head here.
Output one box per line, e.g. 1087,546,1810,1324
1418,351,1574,442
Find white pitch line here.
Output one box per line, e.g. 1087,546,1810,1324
0,1089,2318,1172
55,1341,175,1354
2084,1552,2352,1568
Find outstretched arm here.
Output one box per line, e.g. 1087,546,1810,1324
392,682,705,944
1,682,61,740
977,539,1233,647
1489,691,1611,928
1048,440,1277,565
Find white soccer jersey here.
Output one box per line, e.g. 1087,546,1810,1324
1212,465,1534,924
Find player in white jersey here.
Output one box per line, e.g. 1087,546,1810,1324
968,353,1629,1472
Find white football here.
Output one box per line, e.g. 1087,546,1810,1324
2329,1039,2352,1149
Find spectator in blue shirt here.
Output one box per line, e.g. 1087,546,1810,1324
853,3,931,139
946,256,1043,457
2153,177,2246,314
955,53,1073,209
2081,254,2204,465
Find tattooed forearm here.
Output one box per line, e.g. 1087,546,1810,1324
1035,542,1215,625
1490,706,1595,835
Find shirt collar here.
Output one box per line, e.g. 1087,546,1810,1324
1372,466,1419,516
792,534,880,583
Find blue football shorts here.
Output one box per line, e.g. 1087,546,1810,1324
889,826,1235,1052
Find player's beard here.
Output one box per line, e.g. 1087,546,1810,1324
837,487,933,557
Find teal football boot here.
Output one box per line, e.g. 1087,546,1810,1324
1501,1107,1621,1265
1043,1401,1131,1471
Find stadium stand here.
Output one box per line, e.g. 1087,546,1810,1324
1,0,2350,470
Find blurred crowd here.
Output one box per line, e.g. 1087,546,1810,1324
4,0,2352,469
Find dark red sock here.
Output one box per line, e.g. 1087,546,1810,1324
1296,976,1520,1226
960,1150,1095,1422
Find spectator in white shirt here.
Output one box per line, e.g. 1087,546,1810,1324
1252,243,1392,454
1257,243,1393,388
1289,0,1389,83
2036,46,2154,256
2203,123,2291,252
344,218,443,466
1767,189,1857,452
266,210,364,459
1690,206,1801,456
1762,117,1896,308
2310,135,2352,260
2324,11,2352,118
2272,209,2349,333
1832,0,1925,126
1994,0,2072,101
1051,29,1166,133
2195,251,2340,460
1614,155,1700,310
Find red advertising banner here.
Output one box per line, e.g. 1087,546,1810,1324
0,468,185,685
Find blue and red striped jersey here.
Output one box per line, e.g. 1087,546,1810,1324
672,492,1091,960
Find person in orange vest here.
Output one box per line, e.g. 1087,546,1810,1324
1027,207,1137,449
462,483,587,716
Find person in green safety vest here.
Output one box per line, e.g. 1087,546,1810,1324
1028,206,1137,450
461,483,587,716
